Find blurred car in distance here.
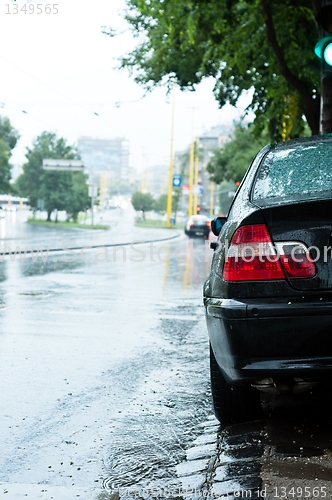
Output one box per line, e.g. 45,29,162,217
184,215,211,238
204,134,332,425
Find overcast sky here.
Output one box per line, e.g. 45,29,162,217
0,0,251,172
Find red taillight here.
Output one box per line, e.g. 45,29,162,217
230,224,272,245
223,225,284,281
223,225,316,282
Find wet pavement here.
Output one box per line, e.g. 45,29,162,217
1,207,332,499
0,208,212,499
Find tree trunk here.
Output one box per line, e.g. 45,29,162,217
321,73,332,133
47,210,52,222
261,0,321,135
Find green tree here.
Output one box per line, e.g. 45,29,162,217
116,0,321,140
40,171,73,221
66,172,90,222
131,191,154,218
0,116,19,193
16,132,89,221
217,180,237,216
154,193,168,212
206,126,266,184
154,191,181,221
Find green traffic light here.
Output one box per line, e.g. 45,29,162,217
325,42,332,66
315,37,332,66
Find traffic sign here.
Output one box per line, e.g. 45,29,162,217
43,159,84,171
172,174,182,187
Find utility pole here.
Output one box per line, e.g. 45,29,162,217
193,137,199,215
166,83,175,228
88,184,97,226
188,109,195,218
209,182,215,216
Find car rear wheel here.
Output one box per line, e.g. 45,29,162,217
210,344,263,425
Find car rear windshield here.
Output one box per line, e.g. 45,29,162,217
252,141,332,205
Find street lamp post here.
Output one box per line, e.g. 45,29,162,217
88,184,97,226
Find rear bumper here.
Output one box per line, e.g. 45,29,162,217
185,227,209,237
204,296,332,382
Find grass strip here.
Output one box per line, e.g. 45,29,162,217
134,218,183,229
27,218,109,230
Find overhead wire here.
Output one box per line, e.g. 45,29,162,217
0,54,115,127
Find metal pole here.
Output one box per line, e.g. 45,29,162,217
166,83,175,228
210,182,215,216
193,136,199,215
91,189,94,227
188,109,195,218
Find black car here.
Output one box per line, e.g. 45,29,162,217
185,215,211,238
204,135,332,424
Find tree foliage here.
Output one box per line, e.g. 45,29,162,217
131,191,154,216
16,132,89,221
217,180,237,216
0,116,19,193
118,0,321,141
206,126,267,184
66,173,91,222
154,191,182,218
154,193,168,212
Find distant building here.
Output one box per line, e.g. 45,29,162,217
198,124,235,213
145,164,168,197
173,124,234,215
198,126,229,212
77,137,130,180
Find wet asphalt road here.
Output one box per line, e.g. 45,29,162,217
1,208,332,499
0,207,213,499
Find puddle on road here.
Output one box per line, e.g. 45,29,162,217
18,291,52,298
20,257,83,277
101,395,212,498
100,302,266,500
101,302,212,498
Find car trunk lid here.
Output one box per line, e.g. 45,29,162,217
250,137,332,292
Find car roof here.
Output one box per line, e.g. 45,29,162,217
189,215,209,220
271,133,332,152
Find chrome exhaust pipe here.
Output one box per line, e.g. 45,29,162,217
251,377,318,394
